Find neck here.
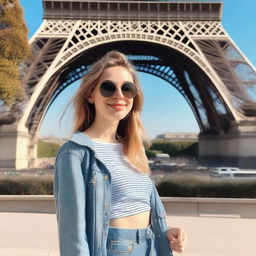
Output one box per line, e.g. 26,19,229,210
85,117,120,143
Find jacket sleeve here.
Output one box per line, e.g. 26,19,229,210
151,184,173,256
54,151,90,256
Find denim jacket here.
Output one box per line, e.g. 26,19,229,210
54,132,173,256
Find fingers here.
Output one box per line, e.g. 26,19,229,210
170,238,184,253
168,227,188,253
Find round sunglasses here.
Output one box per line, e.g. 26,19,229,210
98,80,137,99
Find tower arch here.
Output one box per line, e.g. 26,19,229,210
36,40,236,139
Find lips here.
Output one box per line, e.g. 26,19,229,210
109,104,126,107
108,103,126,110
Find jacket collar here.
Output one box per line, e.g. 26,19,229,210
69,131,94,149
69,131,112,175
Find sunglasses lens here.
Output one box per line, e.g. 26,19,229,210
99,81,137,98
100,81,116,97
122,82,137,98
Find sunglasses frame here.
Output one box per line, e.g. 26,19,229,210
97,80,138,99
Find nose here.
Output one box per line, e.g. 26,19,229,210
113,86,125,99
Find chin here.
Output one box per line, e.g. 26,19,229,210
110,113,128,122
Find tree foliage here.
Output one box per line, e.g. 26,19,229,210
145,149,157,159
150,141,198,158
0,0,30,105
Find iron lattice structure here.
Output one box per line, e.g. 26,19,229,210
1,0,256,136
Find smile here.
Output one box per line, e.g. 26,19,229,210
108,104,126,110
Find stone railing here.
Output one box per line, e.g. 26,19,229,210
1,196,256,218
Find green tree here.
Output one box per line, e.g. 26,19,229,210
150,141,198,158
0,0,30,105
145,149,157,159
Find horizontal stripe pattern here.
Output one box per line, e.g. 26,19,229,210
92,140,153,219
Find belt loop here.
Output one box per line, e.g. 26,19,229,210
136,229,140,243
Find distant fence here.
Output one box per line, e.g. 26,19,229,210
0,196,256,218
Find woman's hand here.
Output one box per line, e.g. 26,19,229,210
167,227,188,253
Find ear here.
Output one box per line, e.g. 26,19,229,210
87,94,94,104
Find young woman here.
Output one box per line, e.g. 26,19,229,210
54,51,187,256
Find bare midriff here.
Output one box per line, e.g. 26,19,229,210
109,210,151,229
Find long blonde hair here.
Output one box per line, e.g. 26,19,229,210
71,51,151,174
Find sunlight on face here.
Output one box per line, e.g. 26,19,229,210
90,66,135,123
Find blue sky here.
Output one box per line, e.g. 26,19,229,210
20,0,256,139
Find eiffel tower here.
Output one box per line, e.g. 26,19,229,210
1,0,256,169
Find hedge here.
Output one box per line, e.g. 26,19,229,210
0,176,256,198
0,176,53,195
156,177,256,198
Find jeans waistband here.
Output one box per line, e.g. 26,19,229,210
107,224,154,243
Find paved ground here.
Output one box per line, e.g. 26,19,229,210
0,212,255,256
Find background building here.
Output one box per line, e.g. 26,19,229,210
156,132,198,141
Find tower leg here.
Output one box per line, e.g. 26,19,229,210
199,132,256,169
0,124,37,169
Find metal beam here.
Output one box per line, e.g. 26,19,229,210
43,0,223,21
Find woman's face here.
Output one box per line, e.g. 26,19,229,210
88,66,135,123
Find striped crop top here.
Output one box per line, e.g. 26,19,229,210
92,140,153,219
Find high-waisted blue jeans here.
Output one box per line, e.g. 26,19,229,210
107,224,157,256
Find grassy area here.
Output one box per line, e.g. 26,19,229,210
37,140,61,158
37,139,198,159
